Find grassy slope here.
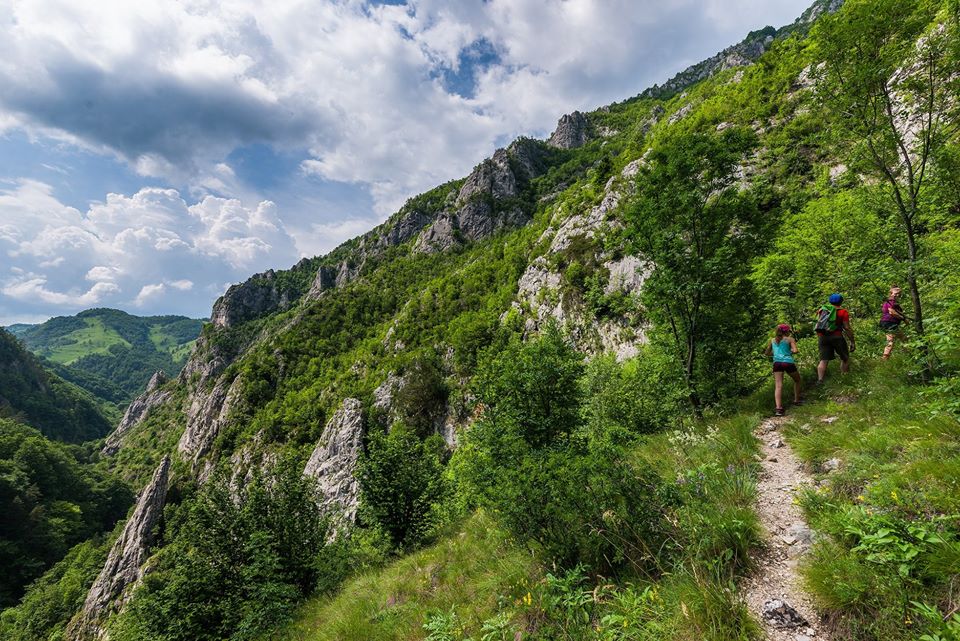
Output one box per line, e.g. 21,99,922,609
273,409,763,641
272,320,959,641
38,317,130,365
11,309,203,403
271,513,539,641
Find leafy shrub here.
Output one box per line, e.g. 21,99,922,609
111,458,335,641
358,426,449,549
455,329,674,573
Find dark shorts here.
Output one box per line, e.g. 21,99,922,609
773,362,798,373
818,334,849,362
879,320,902,332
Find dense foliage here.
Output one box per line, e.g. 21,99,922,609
6,1,960,639
454,329,674,574
10,309,203,403
0,419,132,608
0,329,113,443
111,459,338,641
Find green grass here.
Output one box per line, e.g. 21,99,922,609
269,403,765,641
268,512,540,641
39,318,130,364
169,339,197,363
770,358,960,641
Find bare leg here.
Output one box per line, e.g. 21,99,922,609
817,360,828,382
883,333,895,360
774,371,785,409
841,358,850,374
789,370,802,402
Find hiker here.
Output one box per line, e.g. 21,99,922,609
764,323,801,416
880,286,909,360
816,293,855,383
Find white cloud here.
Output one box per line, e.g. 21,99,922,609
0,179,299,321
0,0,810,215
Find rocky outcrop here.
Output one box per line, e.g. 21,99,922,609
68,456,171,641
415,140,548,253
102,371,171,456
514,159,649,360
211,269,292,328
178,374,244,467
548,111,591,149
303,398,364,527
307,265,337,298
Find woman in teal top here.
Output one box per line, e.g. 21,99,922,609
764,324,802,416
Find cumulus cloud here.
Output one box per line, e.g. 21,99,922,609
0,179,298,321
0,0,810,214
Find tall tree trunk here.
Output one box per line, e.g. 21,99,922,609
903,215,933,378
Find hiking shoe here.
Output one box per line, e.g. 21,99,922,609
774,408,786,417
792,399,804,406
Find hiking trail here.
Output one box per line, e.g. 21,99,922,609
743,415,830,641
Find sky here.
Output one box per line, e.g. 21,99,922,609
0,0,811,325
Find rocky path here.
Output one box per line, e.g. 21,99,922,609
742,416,828,641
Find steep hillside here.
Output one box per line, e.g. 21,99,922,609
0,419,133,609
5,1,959,640
9,309,203,404
0,328,114,442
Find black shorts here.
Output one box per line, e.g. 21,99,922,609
879,320,902,331
818,334,849,362
773,362,798,373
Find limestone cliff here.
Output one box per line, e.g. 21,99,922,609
303,398,364,527
102,371,170,456
67,456,171,641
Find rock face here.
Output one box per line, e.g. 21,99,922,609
68,456,171,641
178,374,244,467
303,398,364,527
548,111,591,149
415,140,547,253
514,159,649,360
102,371,171,456
211,269,292,328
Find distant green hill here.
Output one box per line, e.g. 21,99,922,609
8,309,203,403
0,328,114,443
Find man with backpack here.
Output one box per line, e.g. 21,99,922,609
816,293,855,383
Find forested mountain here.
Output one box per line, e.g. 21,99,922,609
3,1,959,640
0,328,114,443
0,420,133,609
8,309,203,405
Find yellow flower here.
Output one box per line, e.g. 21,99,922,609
523,592,532,606
890,490,900,502
856,495,865,502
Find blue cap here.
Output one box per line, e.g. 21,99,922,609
829,293,844,305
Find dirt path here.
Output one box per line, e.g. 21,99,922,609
742,416,827,641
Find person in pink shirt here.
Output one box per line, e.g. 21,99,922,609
880,287,909,360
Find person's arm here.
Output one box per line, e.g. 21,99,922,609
763,341,772,357
843,316,856,352
790,337,799,354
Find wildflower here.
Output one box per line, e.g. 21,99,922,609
523,592,532,606
856,495,865,502
891,490,900,502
